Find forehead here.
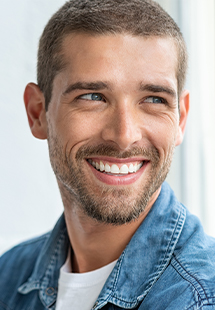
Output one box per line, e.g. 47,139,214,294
57,33,178,92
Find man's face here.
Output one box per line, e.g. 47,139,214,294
46,33,186,224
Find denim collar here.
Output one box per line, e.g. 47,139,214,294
18,182,186,309
18,216,70,308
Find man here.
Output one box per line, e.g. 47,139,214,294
1,0,215,309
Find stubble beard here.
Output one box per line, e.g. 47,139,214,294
48,130,174,225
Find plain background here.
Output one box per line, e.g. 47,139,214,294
0,0,215,254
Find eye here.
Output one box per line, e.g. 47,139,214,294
78,93,105,101
144,96,167,104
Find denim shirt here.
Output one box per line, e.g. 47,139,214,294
1,182,215,310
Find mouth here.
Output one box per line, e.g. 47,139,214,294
86,157,149,186
87,159,145,176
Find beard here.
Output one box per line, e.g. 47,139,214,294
47,129,174,225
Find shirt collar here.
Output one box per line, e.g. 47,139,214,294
18,214,70,308
18,182,186,309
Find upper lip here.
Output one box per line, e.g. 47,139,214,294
86,156,149,163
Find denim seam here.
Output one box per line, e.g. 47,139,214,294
172,255,209,304
95,251,143,309
39,227,68,308
96,252,140,309
159,205,186,274
138,205,186,301
42,227,67,282
186,298,215,310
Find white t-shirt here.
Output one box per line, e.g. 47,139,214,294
55,251,117,310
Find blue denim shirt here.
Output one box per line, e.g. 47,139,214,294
1,182,215,310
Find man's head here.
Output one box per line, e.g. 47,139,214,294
37,0,188,110
24,0,189,225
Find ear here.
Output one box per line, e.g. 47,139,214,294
24,83,47,139
175,90,190,146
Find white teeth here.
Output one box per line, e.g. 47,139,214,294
90,160,143,174
128,164,134,173
100,161,105,171
110,164,120,174
104,163,111,173
96,162,100,170
120,164,129,174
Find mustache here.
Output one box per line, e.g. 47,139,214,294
75,144,160,161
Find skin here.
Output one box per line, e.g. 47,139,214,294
24,33,189,273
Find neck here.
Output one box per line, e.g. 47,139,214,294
59,183,160,273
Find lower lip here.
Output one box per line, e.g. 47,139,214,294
86,161,149,185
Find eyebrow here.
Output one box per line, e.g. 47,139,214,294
63,81,110,95
63,81,177,99
140,83,177,99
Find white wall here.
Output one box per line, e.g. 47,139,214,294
0,0,66,254
1,0,215,254
158,0,215,236
182,0,215,236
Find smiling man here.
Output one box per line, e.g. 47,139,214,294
1,0,215,309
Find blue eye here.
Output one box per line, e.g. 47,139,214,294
79,93,104,101
144,96,166,104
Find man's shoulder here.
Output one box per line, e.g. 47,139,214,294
0,215,68,310
140,207,215,309
170,212,215,309
174,222,215,285
1,232,50,264
0,232,50,298
174,208,215,276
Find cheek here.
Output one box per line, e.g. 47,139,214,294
56,112,104,153
143,114,179,156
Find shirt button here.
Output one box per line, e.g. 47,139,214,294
92,302,98,309
45,287,55,296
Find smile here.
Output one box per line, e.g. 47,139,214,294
87,159,145,176
86,157,149,185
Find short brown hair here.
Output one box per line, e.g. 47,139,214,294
37,0,188,110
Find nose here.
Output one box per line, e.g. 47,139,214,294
101,101,142,150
